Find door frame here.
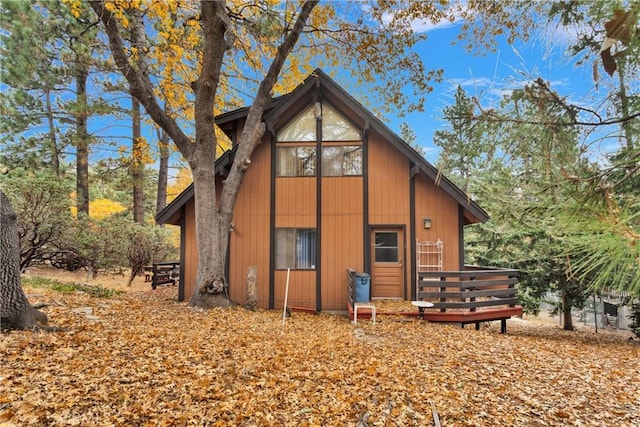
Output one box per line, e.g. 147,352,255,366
368,224,407,300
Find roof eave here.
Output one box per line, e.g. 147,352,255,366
155,147,237,225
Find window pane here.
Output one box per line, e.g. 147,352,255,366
276,229,295,268
375,232,398,247
321,146,342,176
374,232,398,262
276,147,296,176
342,146,362,175
322,104,361,141
296,229,316,269
277,106,316,142
375,247,398,263
277,147,316,176
296,147,316,176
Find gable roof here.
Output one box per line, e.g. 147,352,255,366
156,69,489,225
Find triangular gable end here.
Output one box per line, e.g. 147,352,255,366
157,69,489,226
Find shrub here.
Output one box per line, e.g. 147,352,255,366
0,172,73,270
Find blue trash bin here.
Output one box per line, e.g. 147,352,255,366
354,273,370,302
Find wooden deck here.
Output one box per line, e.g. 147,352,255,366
416,266,522,333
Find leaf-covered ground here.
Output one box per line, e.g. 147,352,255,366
1,271,639,426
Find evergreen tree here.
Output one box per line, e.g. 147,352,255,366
0,0,71,175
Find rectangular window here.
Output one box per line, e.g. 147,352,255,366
321,145,362,176
276,228,316,269
374,232,399,263
276,146,316,176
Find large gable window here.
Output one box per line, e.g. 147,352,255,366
276,102,363,177
321,103,361,141
277,106,316,142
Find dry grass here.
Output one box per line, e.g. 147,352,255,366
22,266,155,293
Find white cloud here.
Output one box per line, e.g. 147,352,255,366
380,5,464,34
447,77,494,88
403,17,461,33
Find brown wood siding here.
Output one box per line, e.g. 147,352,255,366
367,134,411,297
274,270,315,309
273,176,317,308
413,173,461,271
182,199,197,301
275,178,317,224
228,140,272,308
321,177,364,310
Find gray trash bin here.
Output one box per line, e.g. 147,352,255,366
354,273,370,302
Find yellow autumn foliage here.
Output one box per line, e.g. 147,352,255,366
167,167,193,203
70,196,127,219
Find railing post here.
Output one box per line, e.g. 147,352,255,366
152,263,158,290
508,274,516,307
440,275,446,313
469,276,476,313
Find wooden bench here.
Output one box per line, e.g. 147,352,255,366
151,261,180,290
346,268,376,326
416,268,522,334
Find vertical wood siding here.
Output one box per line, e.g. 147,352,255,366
272,175,317,309
273,270,316,308
413,173,460,271
228,140,272,307
367,134,411,297
183,199,197,301
321,177,364,309
367,135,411,225
275,178,317,222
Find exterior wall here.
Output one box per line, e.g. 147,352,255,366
180,133,466,309
273,176,317,309
182,199,197,301
413,173,461,271
321,177,364,310
178,104,468,309
228,138,272,307
367,133,412,299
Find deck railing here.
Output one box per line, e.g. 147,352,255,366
417,266,520,312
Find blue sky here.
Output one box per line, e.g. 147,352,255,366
383,18,605,163
83,5,617,170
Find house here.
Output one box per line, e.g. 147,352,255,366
156,69,490,312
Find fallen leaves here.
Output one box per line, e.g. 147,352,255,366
1,284,639,426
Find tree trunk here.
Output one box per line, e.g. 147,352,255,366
187,154,233,309
75,68,90,216
0,191,52,330
90,0,319,309
131,96,145,224
616,57,636,151
45,89,60,176
561,288,573,331
245,266,257,311
156,127,169,216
